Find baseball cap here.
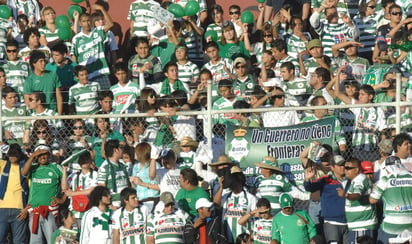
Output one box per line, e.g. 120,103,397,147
307,39,322,49
195,198,213,209
160,192,174,205
279,193,293,208
233,57,246,67
332,155,345,166
378,139,393,154
361,161,374,174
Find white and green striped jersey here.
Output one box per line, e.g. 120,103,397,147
353,12,381,54
397,0,412,13
253,217,274,244
303,57,322,78
97,160,130,204
110,81,140,114
176,61,199,85
146,210,189,243
370,170,412,234
310,11,358,57
39,26,59,43
2,105,29,143
256,174,292,212
345,173,378,230
2,60,30,101
31,108,63,129
128,0,160,37
68,82,100,115
205,23,222,41
202,58,233,98
334,54,370,82
111,205,150,244
283,77,312,107
350,106,386,150
71,26,110,79
311,0,350,22
0,18,11,60
8,0,40,23
222,190,258,243
287,33,311,60
273,55,299,78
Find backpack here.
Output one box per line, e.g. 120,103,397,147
71,171,93,212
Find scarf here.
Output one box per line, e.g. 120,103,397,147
0,160,29,206
160,78,186,95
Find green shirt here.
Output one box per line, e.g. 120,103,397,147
23,71,62,111
28,162,63,207
97,160,129,203
175,186,210,217
218,41,250,60
92,131,125,168
272,210,317,244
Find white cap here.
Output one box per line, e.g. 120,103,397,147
195,198,213,210
34,145,51,153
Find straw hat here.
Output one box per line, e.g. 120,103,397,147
254,156,283,172
210,155,234,167
180,136,199,148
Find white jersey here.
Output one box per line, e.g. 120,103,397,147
111,205,150,244
80,206,112,244
156,168,181,196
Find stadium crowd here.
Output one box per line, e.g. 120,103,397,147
0,0,412,243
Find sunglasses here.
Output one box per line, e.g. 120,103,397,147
344,166,357,170
367,5,376,9
273,94,285,99
73,126,84,130
229,11,240,15
36,130,47,135
263,34,272,37
391,11,402,16
236,65,246,69
148,94,155,98
259,210,270,214
6,49,17,53
385,79,396,83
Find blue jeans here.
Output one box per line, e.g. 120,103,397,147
28,212,57,244
0,208,28,244
377,227,398,244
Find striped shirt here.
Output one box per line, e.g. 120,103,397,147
176,61,199,85
110,81,140,114
67,170,98,219
353,12,381,54
68,82,100,115
222,190,258,242
128,0,160,37
256,174,292,212
71,26,110,79
310,11,358,57
370,170,412,234
146,210,189,243
350,105,386,150
253,217,274,244
112,205,150,244
205,23,222,41
345,173,377,230
39,26,59,43
182,29,204,64
2,60,30,102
